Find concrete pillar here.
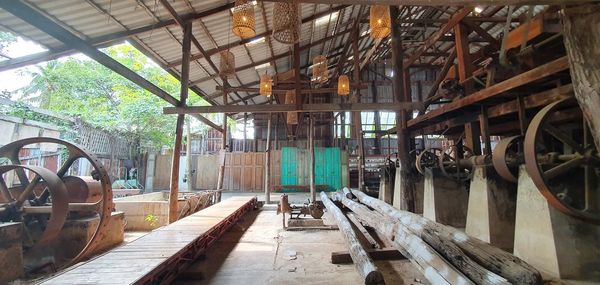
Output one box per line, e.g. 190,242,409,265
465,166,517,251
422,169,468,227
514,165,600,280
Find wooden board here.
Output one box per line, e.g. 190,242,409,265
40,196,256,285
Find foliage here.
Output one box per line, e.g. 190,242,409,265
0,31,16,54
144,213,159,227
18,43,217,149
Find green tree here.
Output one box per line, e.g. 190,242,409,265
0,31,16,55
19,43,217,149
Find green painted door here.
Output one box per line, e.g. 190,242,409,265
280,147,298,192
314,147,341,191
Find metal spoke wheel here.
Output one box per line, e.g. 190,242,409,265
0,137,113,269
415,148,443,175
439,145,474,181
492,135,523,183
524,98,600,223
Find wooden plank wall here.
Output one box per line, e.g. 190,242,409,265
153,151,281,192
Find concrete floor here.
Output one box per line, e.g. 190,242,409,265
174,203,427,285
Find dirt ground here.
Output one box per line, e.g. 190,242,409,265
174,203,427,285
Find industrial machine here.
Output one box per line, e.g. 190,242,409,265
413,98,600,223
0,137,114,274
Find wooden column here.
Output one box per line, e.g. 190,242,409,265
455,22,482,155
563,4,600,153
309,116,316,201
372,81,381,155
352,26,365,191
168,21,191,223
243,113,247,152
186,119,193,190
391,6,415,212
217,79,228,190
265,111,272,204
341,112,346,150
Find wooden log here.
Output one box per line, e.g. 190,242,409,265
331,248,405,264
343,187,354,199
338,195,475,285
347,212,380,249
320,192,385,285
351,190,543,285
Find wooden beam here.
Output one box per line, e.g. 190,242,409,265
0,0,223,133
164,102,423,114
0,2,235,72
390,6,415,213
404,7,473,68
168,21,191,224
267,0,583,5
408,56,570,129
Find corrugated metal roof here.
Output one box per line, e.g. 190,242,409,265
0,1,542,115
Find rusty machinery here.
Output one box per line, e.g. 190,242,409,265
413,98,600,224
0,137,113,273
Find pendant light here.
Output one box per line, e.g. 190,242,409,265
259,74,272,97
370,6,391,39
232,0,256,39
312,55,328,83
272,2,301,44
337,75,350,96
219,51,235,78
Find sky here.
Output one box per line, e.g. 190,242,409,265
0,37,47,95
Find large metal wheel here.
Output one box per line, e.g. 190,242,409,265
492,135,523,183
0,137,113,268
524,98,600,223
438,145,473,181
415,148,442,175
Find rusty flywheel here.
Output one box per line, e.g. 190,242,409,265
0,137,113,270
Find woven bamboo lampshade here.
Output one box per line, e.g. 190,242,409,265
312,55,328,83
259,74,272,97
370,6,391,39
337,75,350,96
219,51,235,78
272,2,301,44
232,0,256,39
285,90,298,125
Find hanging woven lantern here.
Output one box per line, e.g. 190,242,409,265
272,2,301,44
232,0,256,39
337,75,350,96
219,51,235,78
285,90,298,125
311,55,328,83
370,6,391,39
259,74,272,97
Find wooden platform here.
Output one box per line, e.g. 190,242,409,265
39,196,257,285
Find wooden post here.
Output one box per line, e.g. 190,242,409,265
243,113,247,152
309,116,315,202
186,118,193,190
168,21,191,223
455,22,482,155
320,192,385,285
372,81,381,155
352,26,365,191
479,106,492,155
217,79,228,191
390,7,415,212
563,4,600,153
265,112,272,204
341,112,346,150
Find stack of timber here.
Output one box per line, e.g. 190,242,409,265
321,188,542,285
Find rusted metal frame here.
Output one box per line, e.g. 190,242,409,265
169,21,192,224
167,5,350,68
0,0,223,134
136,198,257,284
